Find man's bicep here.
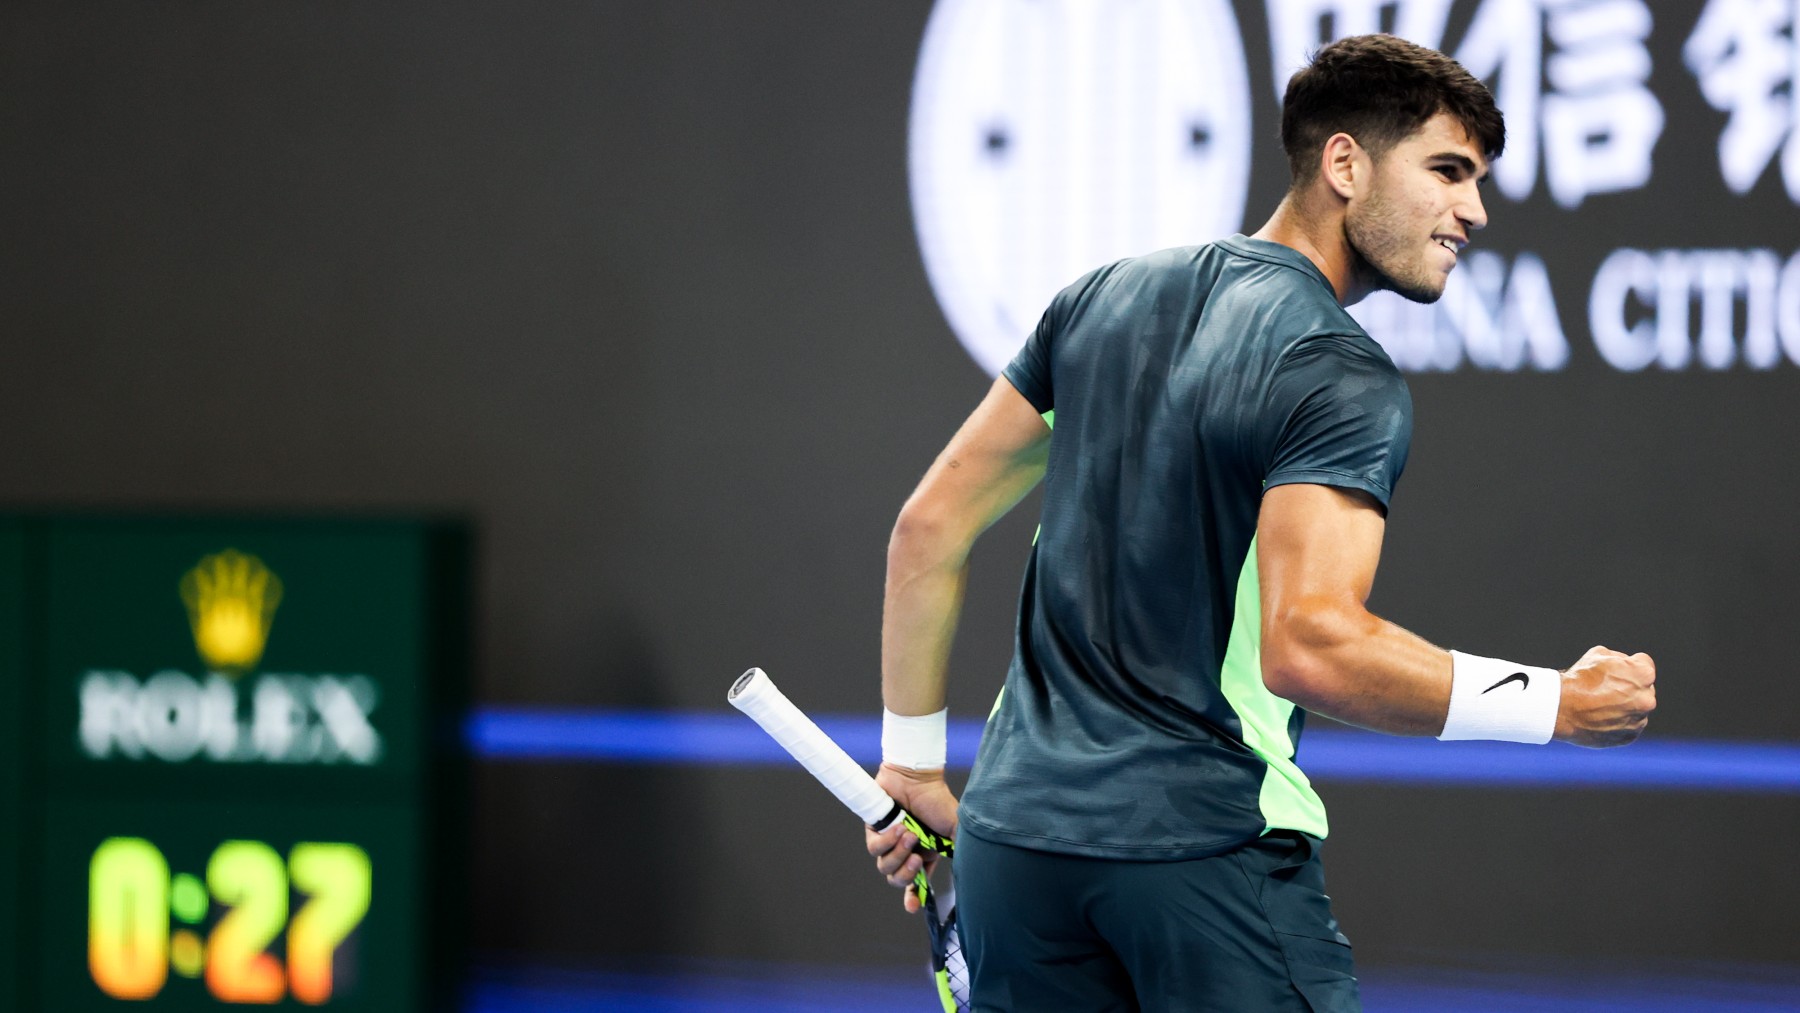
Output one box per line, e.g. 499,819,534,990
904,377,1050,537
1257,483,1387,614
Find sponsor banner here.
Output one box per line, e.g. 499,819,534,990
77,670,384,767
40,519,442,800
5,515,467,1011
911,0,1800,375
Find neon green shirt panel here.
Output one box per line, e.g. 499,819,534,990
1218,535,1329,839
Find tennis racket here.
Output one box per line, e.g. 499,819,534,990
727,667,969,1013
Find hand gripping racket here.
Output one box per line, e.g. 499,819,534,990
728,667,969,1012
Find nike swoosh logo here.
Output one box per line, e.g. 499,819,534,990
1482,671,1530,694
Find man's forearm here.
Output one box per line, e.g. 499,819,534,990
880,515,972,716
1263,604,1454,736
875,377,1049,718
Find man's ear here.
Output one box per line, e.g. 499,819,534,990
1320,132,1364,201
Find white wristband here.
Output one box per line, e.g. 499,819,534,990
1440,651,1561,744
882,708,948,770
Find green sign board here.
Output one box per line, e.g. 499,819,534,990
0,520,28,1012
6,516,466,1011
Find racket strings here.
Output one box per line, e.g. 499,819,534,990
922,890,972,1012
940,921,971,1012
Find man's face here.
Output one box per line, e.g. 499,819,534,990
1344,111,1490,304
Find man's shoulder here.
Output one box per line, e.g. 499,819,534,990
1194,241,1373,347
1072,236,1323,289
1073,241,1282,310
1059,240,1389,365
1075,243,1210,287
1043,245,1217,323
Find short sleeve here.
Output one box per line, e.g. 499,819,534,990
1001,267,1106,414
1001,311,1053,412
1261,334,1413,509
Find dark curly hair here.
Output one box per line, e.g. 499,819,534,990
1281,34,1505,185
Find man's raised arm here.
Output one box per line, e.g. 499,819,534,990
1256,483,1656,746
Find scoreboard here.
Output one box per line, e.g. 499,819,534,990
0,517,468,1012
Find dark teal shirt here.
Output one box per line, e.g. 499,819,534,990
959,236,1412,860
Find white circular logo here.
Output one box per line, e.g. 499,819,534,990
909,0,1255,376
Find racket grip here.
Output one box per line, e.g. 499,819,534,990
901,811,954,859
728,667,895,826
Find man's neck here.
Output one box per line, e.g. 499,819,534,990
1250,194,1364,305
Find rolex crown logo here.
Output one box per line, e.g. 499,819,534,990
179,549,283,674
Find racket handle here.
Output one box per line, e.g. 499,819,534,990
730,668,966,1011
728,667,895,825
899,810,954,859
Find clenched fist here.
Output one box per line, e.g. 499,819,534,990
1554,646,1656,747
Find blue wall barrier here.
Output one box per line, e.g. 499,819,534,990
467,708,1800,793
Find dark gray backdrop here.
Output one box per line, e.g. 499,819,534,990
4,1,1794,974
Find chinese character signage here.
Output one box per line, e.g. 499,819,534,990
912,0,1800,374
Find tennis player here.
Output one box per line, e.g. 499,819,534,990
866,34,1656,1012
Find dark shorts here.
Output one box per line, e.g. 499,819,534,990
954,828,1360,1013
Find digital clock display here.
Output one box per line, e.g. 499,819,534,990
2,517,466,1012
42,798,425,1011
89,835,370,1004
